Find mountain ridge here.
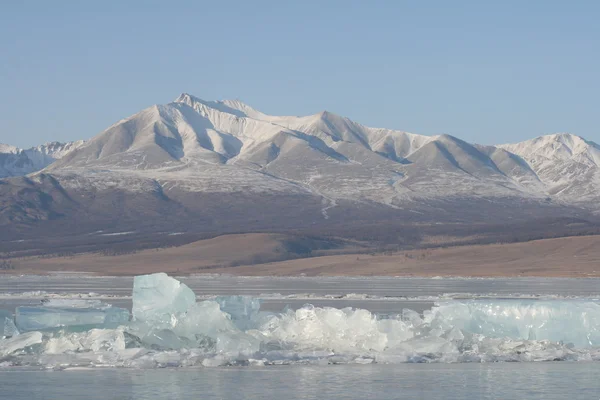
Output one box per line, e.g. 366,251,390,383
1,93,599,251
2,94,597,205
0,140,84,178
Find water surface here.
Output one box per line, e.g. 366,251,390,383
2,363,599,400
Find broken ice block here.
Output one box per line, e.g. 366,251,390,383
0,310,19,338
141,328,192,350
215,296,261,330
132,273,196,325
15,305,130,332
216,331,261,355
427,300,600,348
173,301,237,341
44,328,127,354
0,331,42,356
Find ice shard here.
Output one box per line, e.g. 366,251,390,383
214,296,261,330
0,310,19,338
132,272,196,326
44,328,127,354
141,328,192,350
0,331,43,356
173,301,238,342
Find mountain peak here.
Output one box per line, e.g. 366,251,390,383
0,144,19,154
498,133,600,166
174,92,204,106
501,133,591,147
309,110,347,125
0,140,85,178
520,133,593,147
544,133,596,148
173,93,264,119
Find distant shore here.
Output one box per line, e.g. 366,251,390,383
1,234,599,278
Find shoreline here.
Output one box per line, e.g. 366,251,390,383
2,269,600,279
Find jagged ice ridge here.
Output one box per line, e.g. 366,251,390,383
2,273,600,367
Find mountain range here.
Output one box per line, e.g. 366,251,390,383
1,93,599,255
0,141,84,178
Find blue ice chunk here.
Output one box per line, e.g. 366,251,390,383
0,310,19,338
132,273,196,326
214,296,262,330
141,328,192,350
15,306,130,332
428,300,600,348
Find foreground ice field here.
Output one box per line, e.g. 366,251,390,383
2,273,600,368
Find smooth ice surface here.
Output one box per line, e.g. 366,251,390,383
4,274,600,368
132,273,196,326
42,299,110,309
15,305,130,332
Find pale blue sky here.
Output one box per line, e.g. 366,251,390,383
1,1,599,148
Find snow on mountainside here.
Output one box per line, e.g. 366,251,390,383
0,144,19,154
38,94,600,208
0,141,84,178
499,133,600,164
4,94,600,219
499,134,600,201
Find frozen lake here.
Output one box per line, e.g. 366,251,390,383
3,274,600,299
2,274,600,398
2,274,600,314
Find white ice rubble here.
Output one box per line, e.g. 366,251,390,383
2,273,600,367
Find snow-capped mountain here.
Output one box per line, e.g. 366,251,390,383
1,93,599,245
499,134,600,200
0,141,84,178
0,144,19,154
40,93,600,206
